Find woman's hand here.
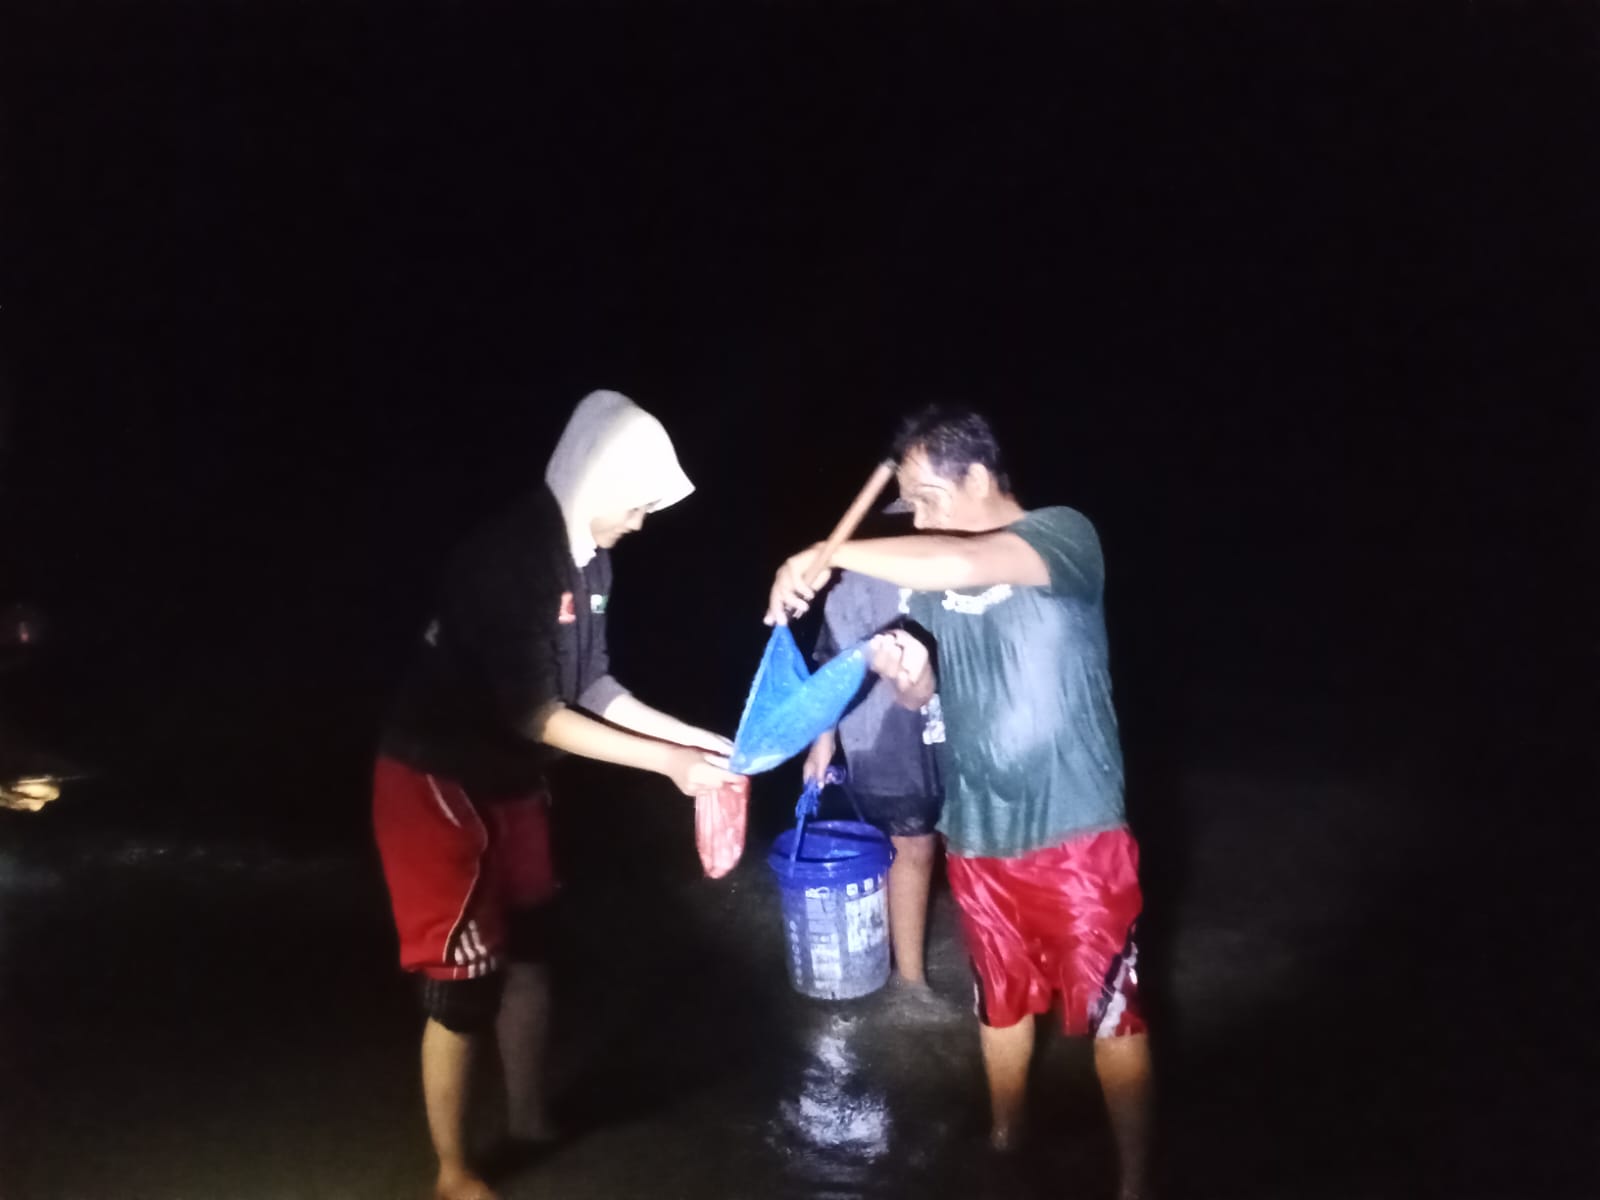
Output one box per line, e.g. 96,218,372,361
664,746,743,798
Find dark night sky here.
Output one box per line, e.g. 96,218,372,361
1,4,1593,840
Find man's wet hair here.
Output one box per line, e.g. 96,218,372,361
891,405,1012,494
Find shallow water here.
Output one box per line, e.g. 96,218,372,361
1,735,1590,1200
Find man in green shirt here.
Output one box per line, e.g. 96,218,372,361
767,408,1149,1199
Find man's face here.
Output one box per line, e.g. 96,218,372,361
590,505,649,548
894,448,989,532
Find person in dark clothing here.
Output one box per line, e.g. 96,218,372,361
802,512,945,991
375,391,741,1200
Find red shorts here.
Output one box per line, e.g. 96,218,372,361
946,826,1146,1037
372,756,558,981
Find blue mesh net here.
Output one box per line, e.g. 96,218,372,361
728,626,870,775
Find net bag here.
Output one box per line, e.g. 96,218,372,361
728,626,869,775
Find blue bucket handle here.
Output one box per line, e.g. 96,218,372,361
790,765,857,863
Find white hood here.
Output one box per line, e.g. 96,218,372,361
544,390,695,567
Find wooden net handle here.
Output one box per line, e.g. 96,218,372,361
811,459,896,582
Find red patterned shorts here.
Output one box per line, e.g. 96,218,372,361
373,757,557,981
946,826,1145,1037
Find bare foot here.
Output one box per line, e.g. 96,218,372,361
435,1162,498,1200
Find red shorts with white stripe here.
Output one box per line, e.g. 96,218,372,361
372,756,558,981
946,826,1146,1037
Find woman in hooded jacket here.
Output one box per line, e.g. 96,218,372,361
374,391,741,1200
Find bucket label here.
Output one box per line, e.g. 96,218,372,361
810,943,842,984
783,870,890,996
845,885,887,955
805,886,839,916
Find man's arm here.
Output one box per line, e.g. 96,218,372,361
767,533,1047,624
835,533,1049,590
531,702,740,796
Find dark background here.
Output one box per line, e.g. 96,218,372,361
4,4,1590,845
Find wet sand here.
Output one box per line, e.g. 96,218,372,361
2,716,1590,1200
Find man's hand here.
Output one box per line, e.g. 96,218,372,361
765,543,834,626
664,746,743,798
802,730,837,785
869,630,935,708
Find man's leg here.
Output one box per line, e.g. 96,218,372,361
978,1015,1035,1151
946,848,1038,1147
496,962,555,1142
422,1018,497,1200
1094,1032,1152,1200
887,833,936,985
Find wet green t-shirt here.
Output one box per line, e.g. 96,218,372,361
908,507,1125,858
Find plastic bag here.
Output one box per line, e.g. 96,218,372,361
728,626,869,775
695,775,750,879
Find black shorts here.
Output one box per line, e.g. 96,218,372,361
839,786,942,838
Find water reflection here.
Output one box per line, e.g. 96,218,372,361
774,1012,893,1195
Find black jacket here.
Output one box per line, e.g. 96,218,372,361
381,486,623,793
